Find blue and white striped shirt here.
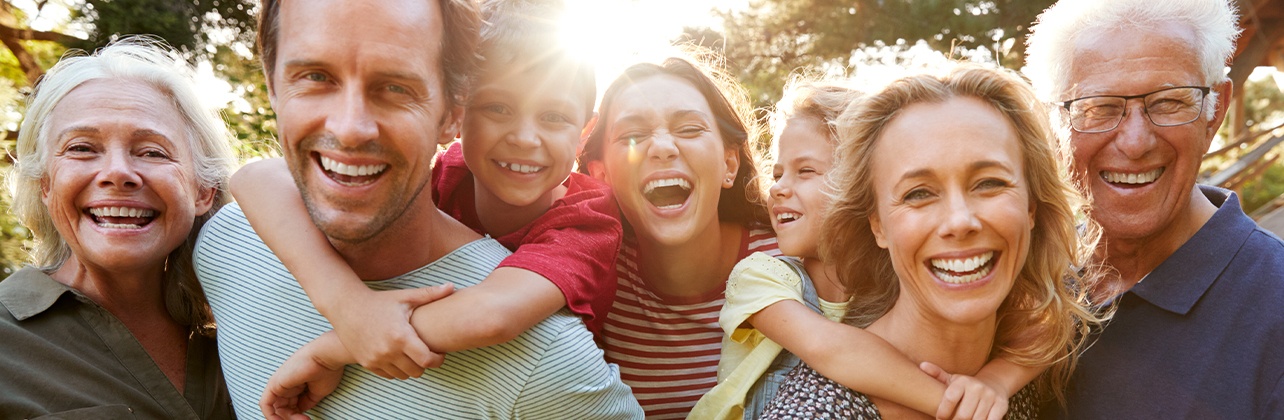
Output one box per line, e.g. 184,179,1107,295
195,203,642,419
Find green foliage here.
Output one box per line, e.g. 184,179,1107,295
1240,161,1284,215
695,0,1056,109
72,0,256,56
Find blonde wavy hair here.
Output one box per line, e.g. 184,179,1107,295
821,64,1100,404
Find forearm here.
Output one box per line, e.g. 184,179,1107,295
305,330,356,369
977,357,1044,396
231,158,366,316
408,267,565,352
751,301,945,414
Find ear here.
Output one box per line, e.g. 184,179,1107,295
264,70,278,110
723,147,741,189
869,213,889,249
577,112,598,157
1206,80,1232,143
587,160,607,182
40,176,50,205
1028,198,1037,231
439,104,465,146
194,186,217,216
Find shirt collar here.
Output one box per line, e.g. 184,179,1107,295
0,266,76,321
1128,186,1256,315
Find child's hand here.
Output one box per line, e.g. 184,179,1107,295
330,284,456,379
920,361,1009,420
259,342,346,420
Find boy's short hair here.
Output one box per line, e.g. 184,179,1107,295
479,0,596,120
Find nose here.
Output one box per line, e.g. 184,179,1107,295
937,192,981,239
770,176,790,199
328,87,378,147
646,131,678,162
1113,100,1158,160
505,118,540,150
97,149,142,191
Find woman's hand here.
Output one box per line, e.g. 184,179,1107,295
259,335,348,420
329,284,455,379
920,361,1009,420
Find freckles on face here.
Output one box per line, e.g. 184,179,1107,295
598,74,737,246
868,97,1032,326
41,79,209,271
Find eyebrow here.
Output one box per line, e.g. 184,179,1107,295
671,109,712,121
282,59,428,84
898,159,1014,181
56,126,176,145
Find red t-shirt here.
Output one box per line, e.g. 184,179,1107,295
431,142,622,335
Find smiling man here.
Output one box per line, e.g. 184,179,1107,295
193,0,638,418
1026,0,1284,417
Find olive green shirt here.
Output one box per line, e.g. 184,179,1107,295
0,266,234,419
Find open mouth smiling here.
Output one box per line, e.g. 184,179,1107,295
775,211,801,225
928,251,998,285
87,206,157,229
642,178,692,210
319,155,388,186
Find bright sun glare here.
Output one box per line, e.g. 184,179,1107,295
557,0,747,103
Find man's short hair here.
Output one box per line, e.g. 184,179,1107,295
1025,0,1240,101
256,0,482,107
477,0,595,121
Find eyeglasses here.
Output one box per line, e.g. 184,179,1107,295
1058,86,1211,134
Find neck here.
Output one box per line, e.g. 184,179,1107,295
50,254,169,320
50,253,189,392
802,257,846,303
1093,185,1217,301
635,221,743,298
333,195,476,280
473,179,564,237
866,296,995,376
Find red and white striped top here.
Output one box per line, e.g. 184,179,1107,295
603,227,778,419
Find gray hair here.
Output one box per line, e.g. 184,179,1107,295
7,36,235,333
1025,0,1240,103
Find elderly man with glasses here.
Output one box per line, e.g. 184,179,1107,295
1026,0,1284,418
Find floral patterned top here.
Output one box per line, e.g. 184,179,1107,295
759,362,1038,420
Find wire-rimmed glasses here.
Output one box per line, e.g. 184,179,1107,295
1058,86,1211,134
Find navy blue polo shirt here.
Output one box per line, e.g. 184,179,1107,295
1044,186,1284,419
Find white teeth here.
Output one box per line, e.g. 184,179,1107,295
89,207,156,218
644,178,692,194
497,161,545,174
1102,168,1163,185
934,263,993,284
320,156,388,177
929,251,995,284
776,212,801,223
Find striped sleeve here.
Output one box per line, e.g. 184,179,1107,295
513,313,643,419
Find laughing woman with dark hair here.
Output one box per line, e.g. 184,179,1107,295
580,56,778,419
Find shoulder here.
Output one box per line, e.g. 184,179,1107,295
745,227,780,256
730,253,798,285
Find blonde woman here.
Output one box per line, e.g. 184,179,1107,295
761,65,1099,419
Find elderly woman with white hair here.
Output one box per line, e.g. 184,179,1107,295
0,37,235,418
